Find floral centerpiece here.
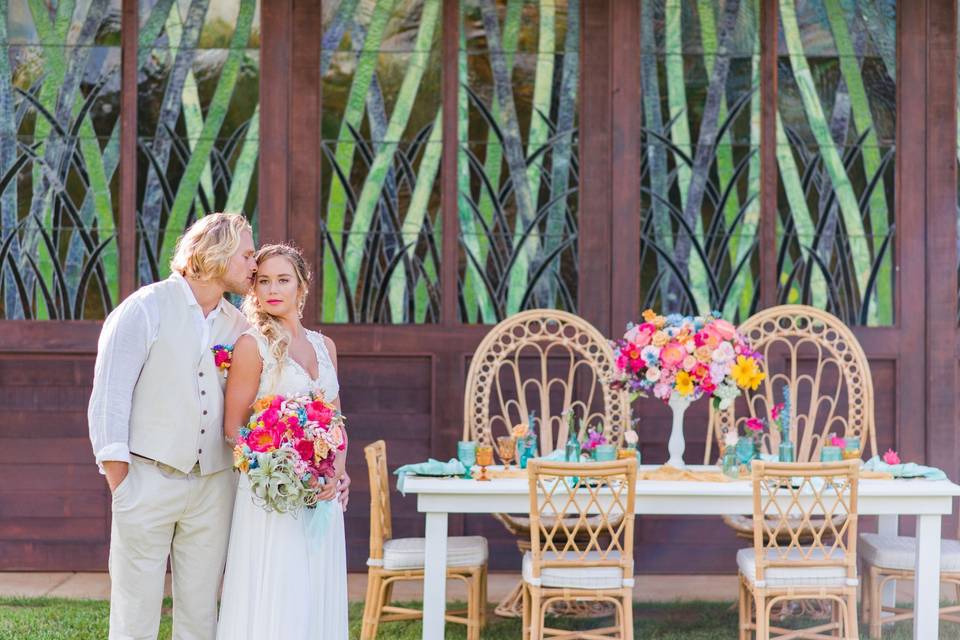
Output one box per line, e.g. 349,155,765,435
233,391,346,514
609,309,764,468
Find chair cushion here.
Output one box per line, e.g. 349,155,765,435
737,547,857,588
522,551,634,589
373,536,488,571
860,533,960,572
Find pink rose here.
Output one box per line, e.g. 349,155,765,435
882,449,901,465
270,395,284,410
711,319,737,341
653,382,671,400
831,435,846,448
745,417,764,432
660,342,686,368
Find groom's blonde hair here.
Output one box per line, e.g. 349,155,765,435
170,213,252,281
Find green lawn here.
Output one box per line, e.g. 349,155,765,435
0,597,955,639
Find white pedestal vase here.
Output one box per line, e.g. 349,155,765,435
666,393,695,469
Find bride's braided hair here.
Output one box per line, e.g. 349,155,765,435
241,244,312,376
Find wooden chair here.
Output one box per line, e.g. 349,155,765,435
704,304,876,541
860,508,960,637
463,309,633,617
361,440,488,640
523,458,637,640
739,461,861,639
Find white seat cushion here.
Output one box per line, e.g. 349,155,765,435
522,551,634,589
860,533,960,572
374,536,488,571
737,547,857,588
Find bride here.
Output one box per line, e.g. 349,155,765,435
216,244,348,639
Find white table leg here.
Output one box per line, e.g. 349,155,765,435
878,514,898,612
913,514,942,640
422,511,449,640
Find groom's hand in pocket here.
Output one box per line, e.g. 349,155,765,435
338,472,351,511
103,461,129,493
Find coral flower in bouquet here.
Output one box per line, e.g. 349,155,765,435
609,309,764,409
233,391,346,514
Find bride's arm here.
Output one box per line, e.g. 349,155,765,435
223,335,263,443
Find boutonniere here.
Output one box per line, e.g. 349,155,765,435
211,344,234,378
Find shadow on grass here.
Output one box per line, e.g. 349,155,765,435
0,597,956,639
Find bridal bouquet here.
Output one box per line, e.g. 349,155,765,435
609,309,765,408
233,392,346,514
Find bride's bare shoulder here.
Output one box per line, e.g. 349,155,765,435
233,333,264,367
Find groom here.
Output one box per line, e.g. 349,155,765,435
88,213,349,640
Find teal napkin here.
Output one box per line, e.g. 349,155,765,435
541,448,567,461
394,458,466,494
863,456,948,481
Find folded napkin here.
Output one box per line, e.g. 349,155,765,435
862,456,948,481
394,458,466,494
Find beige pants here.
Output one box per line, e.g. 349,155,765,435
108,457,236,640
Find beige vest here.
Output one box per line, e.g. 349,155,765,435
128,277,249,474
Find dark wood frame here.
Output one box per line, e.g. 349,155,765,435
0,0,956,572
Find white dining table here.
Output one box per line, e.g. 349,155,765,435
402,464,960,640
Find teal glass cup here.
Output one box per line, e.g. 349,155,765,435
457,441,477,479
820,445,842,462
593,444,617,462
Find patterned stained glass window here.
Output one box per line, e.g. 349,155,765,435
320,0,443,324
137,0,260,285
1,0,122,320
459,0,579,323
639,0,761,323
776,0,895,326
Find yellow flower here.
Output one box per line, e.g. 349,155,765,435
652,331,669,347
731,356,765,390
512,423,528,439
695,345,713,363
642,309,658,322
252,396,273,412
675,371,694,396
314,439,331,461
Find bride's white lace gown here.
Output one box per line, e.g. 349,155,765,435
216,328,348,640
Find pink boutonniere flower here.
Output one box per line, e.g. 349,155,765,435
211,344,234,378
882,449,901,465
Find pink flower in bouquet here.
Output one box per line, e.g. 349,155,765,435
630,357,644,374
616,354,629,370
660,342,685,368
625,323,654,347
883,449,901,465
307,401,334,425
294,439,314,462
681,355,697,371
831,435,846,448
771,402,784,422
694,327,720,349
270,395,283,410
261,407,280,428
711,319,737,341
745,417,764,432
653,382,672,400
247,426,280,452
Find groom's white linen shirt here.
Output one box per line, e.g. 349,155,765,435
88,272,226,472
